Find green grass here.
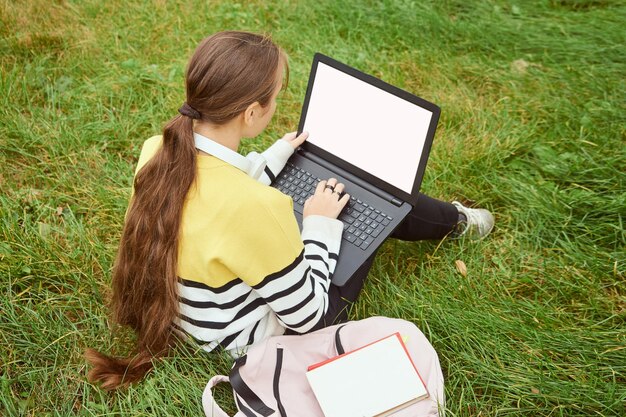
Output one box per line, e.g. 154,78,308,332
1,0,625,415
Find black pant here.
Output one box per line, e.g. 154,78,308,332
312,193,459,330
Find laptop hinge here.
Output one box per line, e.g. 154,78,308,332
299,149,404,206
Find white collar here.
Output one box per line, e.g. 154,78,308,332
193,132,252,173
193,132,266,179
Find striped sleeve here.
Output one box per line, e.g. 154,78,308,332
174,277,276,352
252,139,294,185
251,215,342,333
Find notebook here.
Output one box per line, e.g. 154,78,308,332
306,333,429,417
272,53,440,286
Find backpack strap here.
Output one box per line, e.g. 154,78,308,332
229,355,275,416
202,375,232,417
334,324,347,355
273,347,287,417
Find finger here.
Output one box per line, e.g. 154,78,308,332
292,131,309,147
315,179,327,195
333,182,345,195
326,178,338,188
325,178,339,194
338,192,350,207
283,131,297,141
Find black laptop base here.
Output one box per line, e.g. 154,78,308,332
272,151,411,287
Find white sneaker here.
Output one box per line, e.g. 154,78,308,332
452,201,495,239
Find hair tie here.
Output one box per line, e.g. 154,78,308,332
178,102,201,119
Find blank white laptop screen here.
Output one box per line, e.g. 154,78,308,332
303,62,433,194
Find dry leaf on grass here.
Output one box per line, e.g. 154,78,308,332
455,260,467,277
511,59,531,73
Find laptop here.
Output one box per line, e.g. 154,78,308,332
271,53,440,286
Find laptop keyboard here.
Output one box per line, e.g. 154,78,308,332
274,162,394,251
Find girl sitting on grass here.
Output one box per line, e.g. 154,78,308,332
85,30,494,390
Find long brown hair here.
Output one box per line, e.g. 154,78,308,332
85,31,287,390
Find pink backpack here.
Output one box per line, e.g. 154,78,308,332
202,316,445,417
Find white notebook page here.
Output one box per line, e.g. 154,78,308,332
306,334,428,417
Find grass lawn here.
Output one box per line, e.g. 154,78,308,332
1,0,624,415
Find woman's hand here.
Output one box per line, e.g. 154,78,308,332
303,178,350,219
281,131,309,149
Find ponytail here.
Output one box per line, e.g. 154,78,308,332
85,115,197,390
84,349,153,391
